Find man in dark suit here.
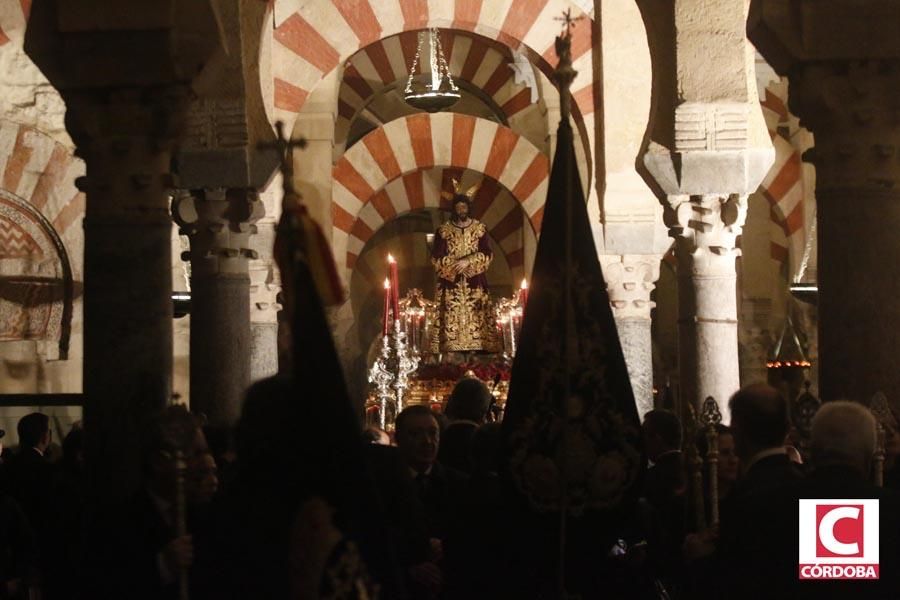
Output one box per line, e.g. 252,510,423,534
7,413,54,514
395,405,468,598
6,413,54,585
717,384,803,599
396,406,468,539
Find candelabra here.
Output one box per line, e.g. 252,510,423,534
367,314,421,430
392,319,419,416
368,333,395,430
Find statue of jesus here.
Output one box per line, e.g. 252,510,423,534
430,184,500,354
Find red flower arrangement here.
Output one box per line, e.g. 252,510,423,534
415,361,511,383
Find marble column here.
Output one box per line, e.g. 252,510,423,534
668,193,747,417
249,185,281,383
602,254,661,418
639,0,775,419
173,189,263,425
751,5,900,401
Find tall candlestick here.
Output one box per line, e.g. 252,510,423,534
388,254,400,321
520,278,529,310
382,278,391,336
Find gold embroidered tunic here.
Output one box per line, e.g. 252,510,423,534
430,219,500,353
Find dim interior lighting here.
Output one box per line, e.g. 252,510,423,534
404,29,460,113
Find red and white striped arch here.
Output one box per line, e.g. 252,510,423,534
331,112,548,279
759,85,805,272
0,121,84,277
269,0,597,135
337,30,536,146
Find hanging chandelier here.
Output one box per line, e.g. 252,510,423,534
404,28,460,113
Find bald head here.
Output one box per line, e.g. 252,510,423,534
810,401,877,476
728,384,790,460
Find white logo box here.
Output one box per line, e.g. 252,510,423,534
798,499,879,580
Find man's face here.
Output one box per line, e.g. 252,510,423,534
187,452,219,505
453,200,469,221
397,414,439,472
718,433,740,483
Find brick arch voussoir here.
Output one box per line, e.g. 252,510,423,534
270,0,596,130
332,114,548,275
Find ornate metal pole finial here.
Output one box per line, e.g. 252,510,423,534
700,396,723,526
870,391,893,487
552,9,582,122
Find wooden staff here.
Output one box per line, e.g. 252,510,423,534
869,392,893,488
682,403,705,532
700,397,723,527
160,406,196,600
874,423,885,488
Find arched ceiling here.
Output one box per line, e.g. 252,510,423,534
268,0,596,128
337,29,542,150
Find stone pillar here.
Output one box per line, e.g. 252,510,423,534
249,181,282,382
750,1,900,402
24,0,223,504
602,254,661,418
173,189,263,425
69,88,193,500
639,0,775,419
668,193,747,416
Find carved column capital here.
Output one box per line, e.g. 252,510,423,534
601,254,661,320
787,61,900,191
666,193,747,268
172,188,264,277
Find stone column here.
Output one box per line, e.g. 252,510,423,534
249,182,281,382
668,193,747,416
602,254,661,418
750,2,900,402
639,0,775,419
69,88,193,500
173,189,263,425
24,0,223,504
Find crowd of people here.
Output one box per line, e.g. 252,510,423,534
1,381,899,599
0,412,86,599
643,384,900,599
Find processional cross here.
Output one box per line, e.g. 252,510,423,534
554,7,584,35
257,121,308,204
553,9,582,120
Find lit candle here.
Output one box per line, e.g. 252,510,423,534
382,278,391,336
388,254,400,322
519,278,529,309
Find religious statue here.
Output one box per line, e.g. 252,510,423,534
430,182,500,354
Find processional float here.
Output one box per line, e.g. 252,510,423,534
366,254,528,430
